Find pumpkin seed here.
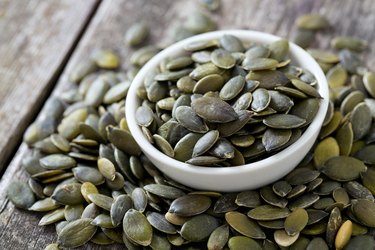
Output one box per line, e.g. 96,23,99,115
321,156,367,181
7,181,35,209
263,114,306,129
87,193,113,211
274,230,299,247
313,137,340,168
306,237,329,250
335,220,352,249
123,209,153,246
192,96,238,123
207,224,229,250
248,205,290,220
284,208,308,236
147,212,177,234
226,211,265,239
57,218,97,248
262,128,292,151
181,214,219,242
243,58,279,71
327,64,348,88
296,14,330,30
326,207,342,248
211,49,236,69
219,34,244,52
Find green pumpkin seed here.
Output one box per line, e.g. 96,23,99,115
97,158,116,181
331,36,368,51
169,194,211,216
185,40,218,52
230,134,255,148
29,197,60,212
306,209,329,225
247,70,289,89
38,208,65,226
268,90,294,112
186,156,225,166
91,214,115,228
273,181,292,197
296,14,329,30
290,98,320,126
288,193,320,211
81,203,100,219
228,236,262,250
64,204,83,222
344,181,374,202
123,209,153,246
251,88,271,112
175,106,208,133
73,167,104,186
152,134,175,157
219,75,245,101
181,214,219,242
243,58,279,71
7,181,35,209
144,184,185,199
91,50,119,69
189,63,222,80
87,194,113,211
274,230,299,247
225,211,265,239
340,90,365,115
234,191,260,208
192,96,238,123
319,111,342,139
52,183,83,205
262,128,292,152
174,133,203,161
217,110,252,137
125,22,149,46
336,122,353,156
211,49,236,69
284,208,308,236
306,237,329,250
213,193,238,213
343,235,374,250
333,187,350,205
308,49,339,64
263,114,306,129
326,207,342,248
248,205,290,220
207,224,229,250
219,34,244,52
107,126,141,156
131,46,159,67
290,79,321,98
110,194,132,227
57,218,97,248
193,74,224,94
313,137,340,168
322,156,367,181
258,219,285,230
327,64,348,88
293,29,315,49
260,186,288,208
363,71,375,98
334,220,352,250
147,212,177,234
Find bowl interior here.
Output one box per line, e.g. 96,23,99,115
126,30,329,183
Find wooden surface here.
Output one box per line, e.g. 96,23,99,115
1,0,375,249
0,0,100,173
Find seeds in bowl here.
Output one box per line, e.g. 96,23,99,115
136,35,322,167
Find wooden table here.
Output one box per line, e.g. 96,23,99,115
0,0,374,248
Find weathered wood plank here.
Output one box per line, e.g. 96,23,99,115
1,0,375,249
0,0,100,173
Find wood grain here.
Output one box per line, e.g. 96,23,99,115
1,0,375,249
0,0,100,173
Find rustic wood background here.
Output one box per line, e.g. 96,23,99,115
0,0,374,249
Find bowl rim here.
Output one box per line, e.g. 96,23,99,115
126,29,329,177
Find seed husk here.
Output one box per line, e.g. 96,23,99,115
123,209,153,246
57,218,97,248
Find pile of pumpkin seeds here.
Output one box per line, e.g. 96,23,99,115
136,35,322,167
5,6,375,250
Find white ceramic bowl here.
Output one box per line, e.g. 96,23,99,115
126,30,329,192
